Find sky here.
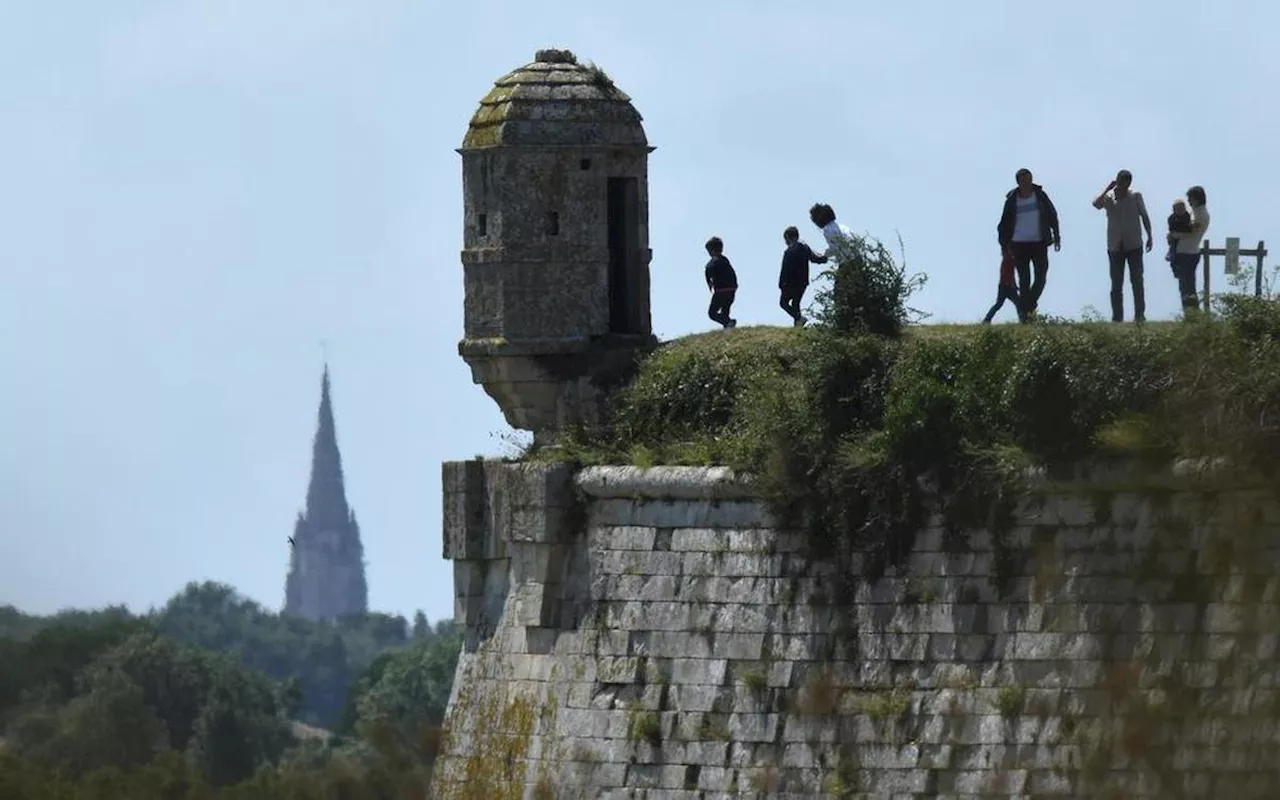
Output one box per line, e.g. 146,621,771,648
1,1,1277,624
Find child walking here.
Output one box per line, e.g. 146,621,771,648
704,236,738,329
982,250,1023,324
778,226,827,327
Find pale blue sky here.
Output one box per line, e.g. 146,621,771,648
1,2,1276,622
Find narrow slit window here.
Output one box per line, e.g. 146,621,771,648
579,158,592,171
477,213,487,236
545,211,560,236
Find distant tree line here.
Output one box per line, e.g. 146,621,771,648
0,582,462,797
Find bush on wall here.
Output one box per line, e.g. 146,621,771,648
810,231,927,338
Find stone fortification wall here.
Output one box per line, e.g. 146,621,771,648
431,460,1280,799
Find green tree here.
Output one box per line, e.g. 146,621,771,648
5,614,152,714
188,666,286,788
5,668,167,778
0,590,451,794
353,630,462,774
334,649,397,738
357,634,460,729
88,632,216,750
154,581,409,728
276,676,303,720
55,668,169,775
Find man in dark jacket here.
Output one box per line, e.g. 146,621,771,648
704,236,738,329
996,168,1061,320
778,226,828,327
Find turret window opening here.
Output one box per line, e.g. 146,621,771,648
545,211,560,236
477,213,488,237
579,158,592,171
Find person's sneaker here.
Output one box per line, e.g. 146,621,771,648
793,316,807,328
728,318,737,328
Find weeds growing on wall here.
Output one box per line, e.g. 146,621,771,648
536,229,1280,579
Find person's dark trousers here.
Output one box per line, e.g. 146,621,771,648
708,289,736,327
1108,249,1146,322
1173,252,1201,313
779,285,805,322
983,283,1022,324
1009,241,1049,316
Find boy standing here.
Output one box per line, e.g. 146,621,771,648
779,226,828,326
704,236,738,329
982,250,1023,324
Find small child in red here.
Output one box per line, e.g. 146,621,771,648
982,251,1023,324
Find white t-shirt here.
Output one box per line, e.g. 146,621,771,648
1175,206,1210,255
1011,192,1042,243
821,220,859,263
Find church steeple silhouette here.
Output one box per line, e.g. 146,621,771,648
284,365,368,621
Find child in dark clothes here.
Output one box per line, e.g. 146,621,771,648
704,236,738,329
983,251,1023,324
1166,200,1191,264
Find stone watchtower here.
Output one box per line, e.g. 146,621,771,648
457,49,656,442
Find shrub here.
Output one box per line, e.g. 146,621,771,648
810,231,927,338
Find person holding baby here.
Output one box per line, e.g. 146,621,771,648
1167,186,1210,314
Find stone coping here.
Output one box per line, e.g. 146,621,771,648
459,334,654,358
575,466,755,500
571,458,1239,503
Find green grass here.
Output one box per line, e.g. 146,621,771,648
546,309,1275,471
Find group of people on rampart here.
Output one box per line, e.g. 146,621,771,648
702,203,859,329
986,168,1211,324
701,169,1212,329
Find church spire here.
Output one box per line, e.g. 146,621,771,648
284,364,369,621
304,365,351,530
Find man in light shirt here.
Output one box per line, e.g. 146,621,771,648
809,203,860,264
1092,169,1154,323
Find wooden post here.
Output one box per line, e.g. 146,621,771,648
1202,239,1211,313
1256,240,1268,298
1193,240,1266,311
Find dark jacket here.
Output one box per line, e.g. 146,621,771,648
779,241,826,289
705,254,738,291
997,184,1060,247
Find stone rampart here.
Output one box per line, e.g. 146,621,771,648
431,461,1280,799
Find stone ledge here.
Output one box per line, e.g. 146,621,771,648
576,466,755,500
459,335,594,357
571,458,1244,505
